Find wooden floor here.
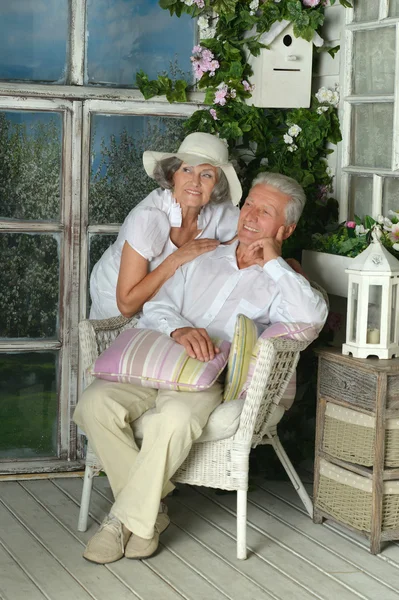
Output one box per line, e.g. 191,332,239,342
1,475,399,600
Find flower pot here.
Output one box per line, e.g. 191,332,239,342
302,250,354,297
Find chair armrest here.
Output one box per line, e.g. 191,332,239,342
235,336,309,446
79,314,139,388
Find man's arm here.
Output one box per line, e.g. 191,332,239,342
243,227,327,328
264,258,328,329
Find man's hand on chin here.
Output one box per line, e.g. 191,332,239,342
244,226,286,267
171,327,220,362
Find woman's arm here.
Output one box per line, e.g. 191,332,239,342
116,243,178,318
116,238,220,317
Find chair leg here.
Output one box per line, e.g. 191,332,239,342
78,463,95,532
236,489,247,560
269,433,313,518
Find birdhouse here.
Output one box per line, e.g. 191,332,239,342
246,20,313,108
342,231,399,359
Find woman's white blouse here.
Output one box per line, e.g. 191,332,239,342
89,188,240,319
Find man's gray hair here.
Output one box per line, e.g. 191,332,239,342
251,171,306,225
153,157,231,205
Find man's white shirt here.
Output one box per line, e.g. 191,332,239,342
137,241,328,342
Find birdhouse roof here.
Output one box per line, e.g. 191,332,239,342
259,19,292,46
346,237,399,274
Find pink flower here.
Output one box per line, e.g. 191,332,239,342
190,46,219,80
389,223,399,243
346,221,356,229
193,0,205,6
210,108,218,121
214,90,227,105
242,80,255,92
214,83,228,105
303,0,321,6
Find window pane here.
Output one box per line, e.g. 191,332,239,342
353,28,395,95
0,1,68,83
383,178,399,214
353,0,379,22
0,111,62,221
349,175,373,217
351,104,393,169
0,233,60,339
389,1,399,17
391,284,398,344
89,114,185,224
350,282,359,342
0,352,58,459
86,0,195,87
367,285,382,344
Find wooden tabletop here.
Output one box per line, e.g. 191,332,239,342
315,346,399,373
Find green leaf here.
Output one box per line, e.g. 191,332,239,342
158,0,177,10
339,0,352,7
213,0,238,16
327,45,340,58
364,215,376,230
204,88,216,105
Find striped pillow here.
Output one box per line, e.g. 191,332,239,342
238,321,318,409
91,328,230,392
223,314,258,402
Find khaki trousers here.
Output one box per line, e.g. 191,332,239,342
73,378,223,539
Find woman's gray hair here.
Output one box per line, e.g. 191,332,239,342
251,171,306,225
152,157,231,205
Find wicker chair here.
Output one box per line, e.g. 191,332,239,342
77,314,314,559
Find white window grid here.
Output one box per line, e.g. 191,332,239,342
0,0,201,471
339,0,399,221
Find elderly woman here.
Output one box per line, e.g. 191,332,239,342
89,132,242,320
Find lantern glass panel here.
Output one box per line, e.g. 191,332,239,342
391,284,398,344
367,285,382,344
350,282,359,343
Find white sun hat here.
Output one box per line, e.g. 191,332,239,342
142,132,242,206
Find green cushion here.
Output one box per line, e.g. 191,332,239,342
223,314,258,402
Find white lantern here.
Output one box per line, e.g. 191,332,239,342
342,231,399,359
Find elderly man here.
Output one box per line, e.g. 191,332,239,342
74,172,328,564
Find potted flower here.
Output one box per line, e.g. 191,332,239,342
302,213,399,297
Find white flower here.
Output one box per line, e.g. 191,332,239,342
287,144,298,152
198,16,208,29
355,224,367,235
330,91,339,107
288,124,302,138
326,166,333,177
230,88,237,98
317,106,329,114
184,0,194,5
394,243,399,251
315,86,333,104
260,158,269,166
377,215,385,224
283,134,293,144
249,0,258,13
200,26,217,39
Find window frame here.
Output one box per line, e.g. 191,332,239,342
339,0,399,221
0,0,201,473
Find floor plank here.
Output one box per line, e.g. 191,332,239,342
0,490,93,600
251,480,399,596
1,475,399,600
0,544,47,600
179,486,365,600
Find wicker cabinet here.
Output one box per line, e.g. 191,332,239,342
313,347,399,554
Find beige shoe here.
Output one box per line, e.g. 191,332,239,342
125,509,170,560
83,514,131,564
